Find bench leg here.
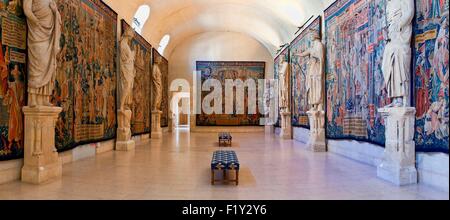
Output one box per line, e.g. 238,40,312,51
236,170,239,186
223,169,227,181
211,170,215,185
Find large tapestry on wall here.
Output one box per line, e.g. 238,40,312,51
121,20,151,135
413,0,449,153
196,61,265,126
152,49,169,128
0,1,26,161
274,48,289,128
290,16,322,128
324,0,389,146
54,0,118,151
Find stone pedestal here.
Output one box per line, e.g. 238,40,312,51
152,111,163,139
116,110,135,151
307,110,327,152
21,106,63,184
377,107,418,186
280,109,292,139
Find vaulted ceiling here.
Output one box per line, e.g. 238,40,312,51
103,0,333,58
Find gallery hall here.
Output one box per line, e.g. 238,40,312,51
0,0,448,201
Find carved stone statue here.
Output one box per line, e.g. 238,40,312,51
119,26,136,111
278,57,289,109
300,32,325,111
152,56,163,111
23,0,61,107
382,0,414,108
377,0,417,186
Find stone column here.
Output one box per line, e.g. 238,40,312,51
280,108,292,139
116,109,135,151
307,110,327,152
21,106,63,184
377,107,418,186
152,111,163,139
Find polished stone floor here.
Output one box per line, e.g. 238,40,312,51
0,130,448,200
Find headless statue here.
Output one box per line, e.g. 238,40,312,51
300,32,325,111
152,56,163,111
23,0,61,107
119,26,136,111
382,0,415,108
278,57,289,109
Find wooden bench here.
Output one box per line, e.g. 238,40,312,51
211,150,240,186
218,132,232,146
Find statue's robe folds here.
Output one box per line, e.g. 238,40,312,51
27,0,61,96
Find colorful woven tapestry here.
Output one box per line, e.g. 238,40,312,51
54,0,118,151
290,16,322,128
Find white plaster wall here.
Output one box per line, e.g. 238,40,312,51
0,159,23,185
417,153,449,192
293,128,449,192
327,139,385,167
103,0,329,58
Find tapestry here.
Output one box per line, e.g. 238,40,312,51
196,61,265,126
0,0,26,161
413,0,449,153
152,49,169,127
121,20,152,135
274,47,289,128
290,16,322,128
324,0,389,146
54,0,118,151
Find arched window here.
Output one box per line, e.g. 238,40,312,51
132,5,150,34
158,34,171,56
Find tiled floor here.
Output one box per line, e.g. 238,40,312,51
0,130,447,200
